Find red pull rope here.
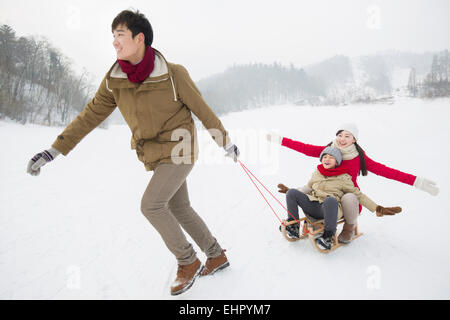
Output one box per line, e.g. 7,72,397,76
238,160,301,225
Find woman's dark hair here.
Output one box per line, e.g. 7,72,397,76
327,130,368,176
111,9,153,47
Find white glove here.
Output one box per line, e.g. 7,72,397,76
265,131,283,145
27,147,61,176
224,143,240,162
414,177,439,196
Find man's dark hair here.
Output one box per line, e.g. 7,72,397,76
111,10,153,47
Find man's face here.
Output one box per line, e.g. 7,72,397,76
112,24,144,61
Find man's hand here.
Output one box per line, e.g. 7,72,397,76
224,143,240,162
27,147,60,176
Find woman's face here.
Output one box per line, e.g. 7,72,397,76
322,154,337,169
336,130,356,148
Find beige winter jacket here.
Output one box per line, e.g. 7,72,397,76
305,170,378,218
52,49,230,171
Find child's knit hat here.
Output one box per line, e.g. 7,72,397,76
320,147,343,166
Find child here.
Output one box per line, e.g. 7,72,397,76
279,147,402,250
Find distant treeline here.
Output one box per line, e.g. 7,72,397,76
0,24,95,125
197,54,398,114
197,62,325,115
408,50,450,98
198,51,450,114
1,22,448,127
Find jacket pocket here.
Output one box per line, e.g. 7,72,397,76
136,79,170,92
157,122,192,142
140,140,163,165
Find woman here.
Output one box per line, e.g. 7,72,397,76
268,123,439,243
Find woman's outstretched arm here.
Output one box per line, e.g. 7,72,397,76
365,154,416,185
281,137,326,158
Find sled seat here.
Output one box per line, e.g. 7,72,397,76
280,215,363,253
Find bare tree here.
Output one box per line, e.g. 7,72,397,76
0,24,94,125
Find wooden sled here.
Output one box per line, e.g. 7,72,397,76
280,216,363,253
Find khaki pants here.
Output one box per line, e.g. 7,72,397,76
141,163,222,265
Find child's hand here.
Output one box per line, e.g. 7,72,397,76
376,205,402,217
277,183,289,194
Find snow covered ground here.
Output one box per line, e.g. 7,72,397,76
1,97,449,300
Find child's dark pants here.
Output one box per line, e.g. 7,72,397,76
286,189,339,235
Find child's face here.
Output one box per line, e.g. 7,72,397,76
322,154,337,169
336,130,356,148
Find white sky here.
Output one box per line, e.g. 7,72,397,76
1,0,449,84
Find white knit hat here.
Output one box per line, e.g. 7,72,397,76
337,123,359,140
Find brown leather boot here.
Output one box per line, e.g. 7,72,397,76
170,258,203,296
338,223,356,244
200,250,230,276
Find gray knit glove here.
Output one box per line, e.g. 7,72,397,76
413,177,439,196
224,143,240,162
27,147,61,176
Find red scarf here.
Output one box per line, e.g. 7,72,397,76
317,164,348,177
117,46,155,83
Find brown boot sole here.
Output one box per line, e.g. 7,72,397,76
200,261,230,277
338,237,352,244
170,265,203,296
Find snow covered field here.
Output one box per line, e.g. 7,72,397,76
1,97,449,299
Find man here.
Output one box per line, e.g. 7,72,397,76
27,9,239,296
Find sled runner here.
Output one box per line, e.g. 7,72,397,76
280,216,363,253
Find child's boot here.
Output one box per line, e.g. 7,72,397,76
279,222,300,239
315,229,335,250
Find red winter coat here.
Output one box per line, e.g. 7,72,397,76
282,137,417,190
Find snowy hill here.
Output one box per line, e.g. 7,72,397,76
1,97,449,299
